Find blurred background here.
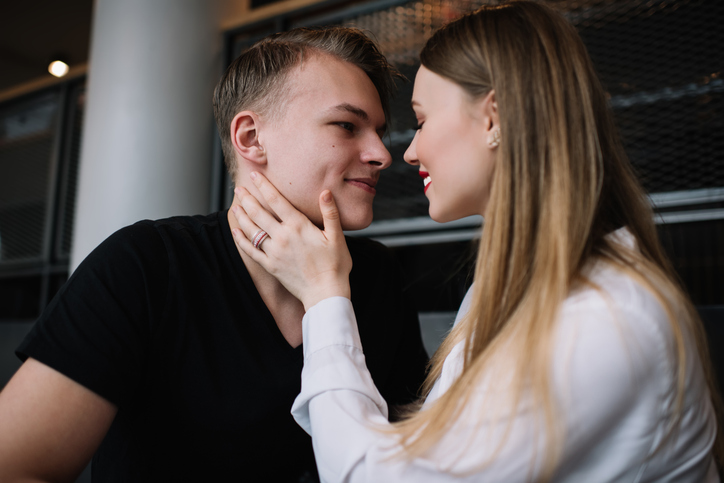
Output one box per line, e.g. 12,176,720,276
0,2,722,478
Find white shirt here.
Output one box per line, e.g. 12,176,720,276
292,231,719,482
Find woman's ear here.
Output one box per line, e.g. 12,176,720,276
230,111,266,165
480,90,500,148
481,90,499,132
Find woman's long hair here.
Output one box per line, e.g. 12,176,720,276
394,1,723,479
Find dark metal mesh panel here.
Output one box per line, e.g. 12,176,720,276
573,0,724,194
616,92,724,192
0,92,60,264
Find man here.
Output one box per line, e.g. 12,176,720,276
0,27,428,482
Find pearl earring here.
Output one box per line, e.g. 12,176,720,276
488,129,501,148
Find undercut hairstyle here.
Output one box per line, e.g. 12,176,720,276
213,26,401,180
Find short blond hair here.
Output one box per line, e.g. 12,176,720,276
212,26,401,179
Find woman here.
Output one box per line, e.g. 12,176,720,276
231,1,722,480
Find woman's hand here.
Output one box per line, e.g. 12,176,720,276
230,172,353,311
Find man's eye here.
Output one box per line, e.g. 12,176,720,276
336,122,355,132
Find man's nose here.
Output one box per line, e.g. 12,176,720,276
363,135,393,170
403,131,419,166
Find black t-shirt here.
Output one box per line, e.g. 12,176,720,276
17,211,428,482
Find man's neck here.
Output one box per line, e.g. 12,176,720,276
227,208,305,348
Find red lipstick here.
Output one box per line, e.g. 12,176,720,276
419,171,431,194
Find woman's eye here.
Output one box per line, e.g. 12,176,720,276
415,122,424,131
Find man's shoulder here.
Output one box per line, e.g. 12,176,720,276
103,212,224,250
132,211,223,237
78,212,226,276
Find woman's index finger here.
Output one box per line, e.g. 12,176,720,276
250,171,299,220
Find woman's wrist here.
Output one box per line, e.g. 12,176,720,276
302,281,351,312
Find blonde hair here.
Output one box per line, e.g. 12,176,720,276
394,1,723,479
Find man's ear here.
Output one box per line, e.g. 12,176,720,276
230,111,266,165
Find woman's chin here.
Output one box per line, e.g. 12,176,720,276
428,208,454,224
428,205,480,224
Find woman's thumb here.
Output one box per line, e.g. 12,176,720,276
319,190,343,239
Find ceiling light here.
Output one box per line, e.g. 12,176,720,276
48,60,69,78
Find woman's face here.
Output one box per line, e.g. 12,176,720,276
404,65,497,222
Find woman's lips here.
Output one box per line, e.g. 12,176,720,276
419,171,431,193
345,178,377,194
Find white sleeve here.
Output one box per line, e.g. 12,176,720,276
291,285,713,482
291,297,543,482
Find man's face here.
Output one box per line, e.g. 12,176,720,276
258,54,392,230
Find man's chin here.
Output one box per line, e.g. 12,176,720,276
339,212,373,232
307,203,373,231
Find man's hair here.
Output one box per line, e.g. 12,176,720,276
213,26,401,180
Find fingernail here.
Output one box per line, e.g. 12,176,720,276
322,191,332,203
250,172,258,181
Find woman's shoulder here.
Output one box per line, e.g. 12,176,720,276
559,261,674,365
561,227,674,343
565,262,668,321
551,247,715,480
553,258,683,438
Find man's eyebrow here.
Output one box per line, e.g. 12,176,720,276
332,103,369,122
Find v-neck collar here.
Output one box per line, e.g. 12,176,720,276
219,210,304,357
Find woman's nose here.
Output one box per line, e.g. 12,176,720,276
403,131,419,166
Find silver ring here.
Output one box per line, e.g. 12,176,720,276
252,229,269,249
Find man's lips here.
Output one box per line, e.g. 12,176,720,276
419,171,431,193
345,177,377,194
